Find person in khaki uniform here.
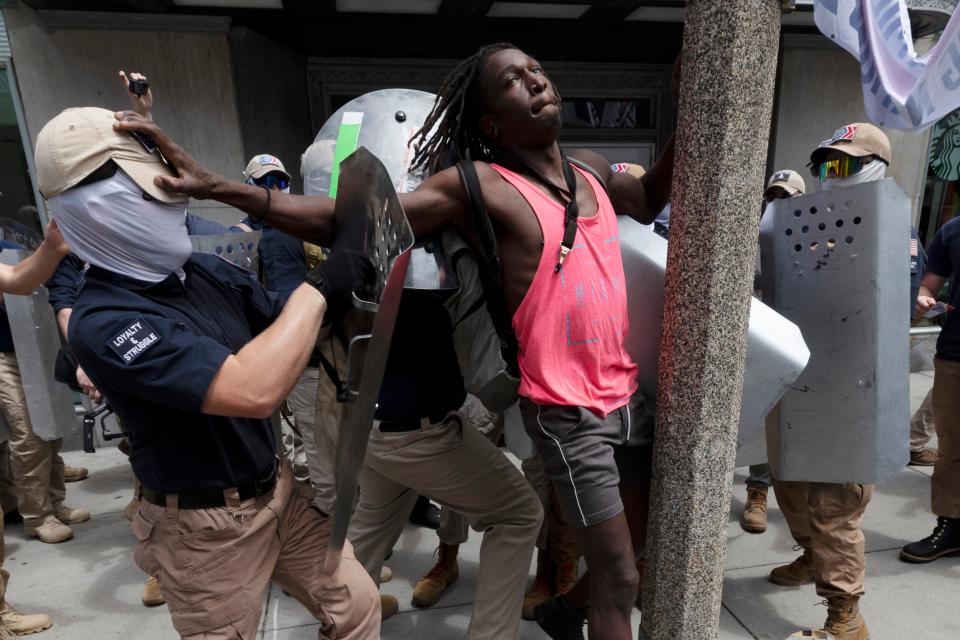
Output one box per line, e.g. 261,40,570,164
346,291,543,640
34,106,380,640
0,216,70,636
772,123,895,640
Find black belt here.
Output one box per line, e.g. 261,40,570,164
378,409,454,433
140,463,278,510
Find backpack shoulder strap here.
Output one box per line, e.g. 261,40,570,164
567,156,608,193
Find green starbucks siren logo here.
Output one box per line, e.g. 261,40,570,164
929,109,960,182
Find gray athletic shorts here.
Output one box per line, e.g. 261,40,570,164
519,394,654,528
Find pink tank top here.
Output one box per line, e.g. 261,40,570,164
491,163,638,417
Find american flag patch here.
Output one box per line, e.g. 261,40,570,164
258,154,281,167
911,238,919,257
830,125,859,143
611,163,630,173
773,171,791,182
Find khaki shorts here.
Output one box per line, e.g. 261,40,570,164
520,395,653,528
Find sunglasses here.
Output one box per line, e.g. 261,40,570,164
812,156,867,181
253,174,289,191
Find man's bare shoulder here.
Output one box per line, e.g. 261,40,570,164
567,149,613,182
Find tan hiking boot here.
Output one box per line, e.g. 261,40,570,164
142,576,165,607
24,517,73,544
0,606,53,635
411,543,459,608
380,595,399,621
379,565,393,584
909,449,938,466
63,465,89,483
53,504,90,525
740,486,768,533
522,550,554,620
824,597,870,640
770,547,815,586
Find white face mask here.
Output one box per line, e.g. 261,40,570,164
820,159,887,191
49,169,192,283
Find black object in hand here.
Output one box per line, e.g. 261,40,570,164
129,78,150,97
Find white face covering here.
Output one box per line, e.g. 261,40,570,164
820,158,887,191
49,169,192,283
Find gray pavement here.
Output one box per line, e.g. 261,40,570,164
3,372,955,639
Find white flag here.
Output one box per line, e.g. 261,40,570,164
814,0,960,131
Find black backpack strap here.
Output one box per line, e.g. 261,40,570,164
567,156,608,193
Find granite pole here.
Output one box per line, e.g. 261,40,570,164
639,2,782,638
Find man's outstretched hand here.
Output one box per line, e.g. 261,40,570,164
113,111,221,200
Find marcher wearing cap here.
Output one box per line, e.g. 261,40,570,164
739,170,806,537
773,122,900,640
34,106,380,639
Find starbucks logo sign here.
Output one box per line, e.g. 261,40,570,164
929,109,960,182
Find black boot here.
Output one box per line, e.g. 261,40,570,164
900,516,960,563
408,495,441,529
534,595,586,640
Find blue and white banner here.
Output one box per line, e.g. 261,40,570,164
814,0,960,131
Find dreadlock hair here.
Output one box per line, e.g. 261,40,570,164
410,42,519,174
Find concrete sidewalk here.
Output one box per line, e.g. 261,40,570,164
2,372,954,639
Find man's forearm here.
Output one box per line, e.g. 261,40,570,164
208,178,335,245
0,243,68,295
201,283,327,418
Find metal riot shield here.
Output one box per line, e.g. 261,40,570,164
618,218,811,447
189,231,262,274
0,250,77,441
323,149,414,574
760,178,910,484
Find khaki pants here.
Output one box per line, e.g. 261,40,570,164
284,367,320,485
0,442,18,515
772,479,873,599
132,461,379,639
0,353,65,525
910,387,936,453
302,339,348,514
0,513,7,609
348,410,543,640
932,358,960,518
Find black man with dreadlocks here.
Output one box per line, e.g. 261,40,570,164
115,43,675,640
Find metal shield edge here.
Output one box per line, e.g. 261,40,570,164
322,148,414,575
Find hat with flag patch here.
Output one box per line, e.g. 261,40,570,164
765,169,805,197
243,154,291,183
810,123,891,166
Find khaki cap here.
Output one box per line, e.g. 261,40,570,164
610,162,646,179
810,122,891,165
35,107,185,203
765,169,805,197
243,154,291,182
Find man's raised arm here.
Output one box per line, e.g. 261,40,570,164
113,112,336,245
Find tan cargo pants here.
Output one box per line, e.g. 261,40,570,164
772,479,873,598
0,353,66,526
132,461,379,639
348,409,543,640
932,358,960,518
910,387,936,453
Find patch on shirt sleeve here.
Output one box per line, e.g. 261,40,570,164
107,317,162,365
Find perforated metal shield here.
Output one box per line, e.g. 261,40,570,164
760,178,910,484
618,218,810,448
0,250,77,442
323,148,414,575
189,231,262,274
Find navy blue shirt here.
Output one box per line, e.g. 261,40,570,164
926,217,960,361
69,255,283,493
376,292,466,422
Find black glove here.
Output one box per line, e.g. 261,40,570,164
305,247,375,321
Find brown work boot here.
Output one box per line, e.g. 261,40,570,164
770,547,815,586
740,486,768,533
53,504,90,525
24,516,73,544
142,576,165,607
522,550,554,620
63,465,89,483
790,596,869,640
380,594,399,621
411,543,459,608
379,565,393,584
909,448,938,466
0,606,53,635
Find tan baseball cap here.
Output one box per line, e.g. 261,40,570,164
765,169,805,197
35,107,185,203
610,162,646,179
810,122,891,165
243,154,291,183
